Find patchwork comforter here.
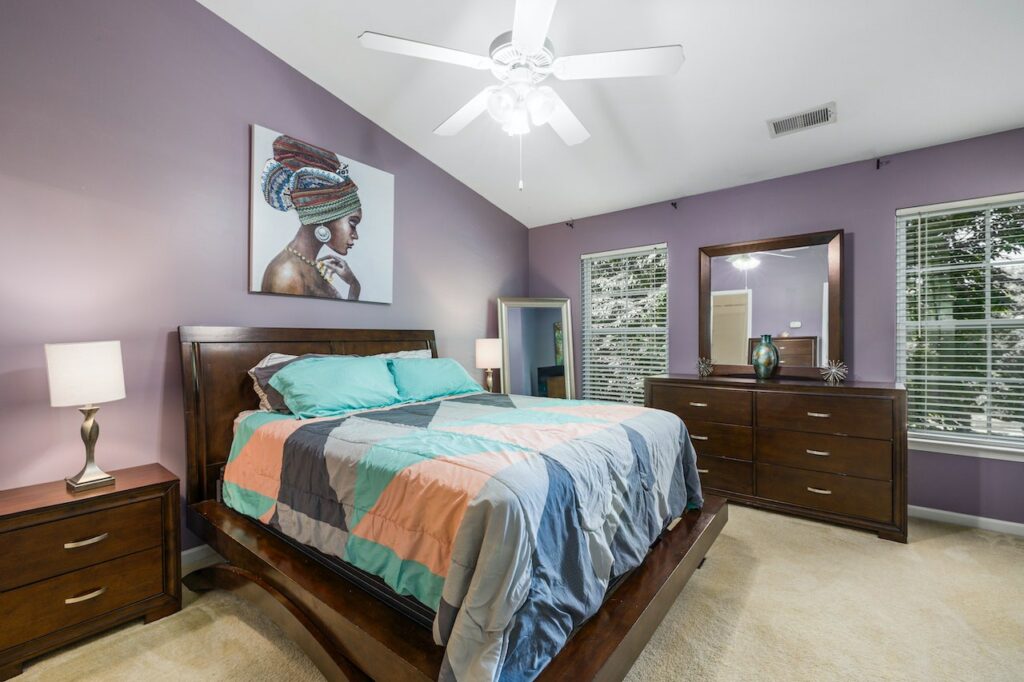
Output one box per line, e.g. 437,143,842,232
223,392,703,682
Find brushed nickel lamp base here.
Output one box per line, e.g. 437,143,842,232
66,405,115,493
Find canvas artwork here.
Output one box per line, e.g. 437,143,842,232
250,125,394,303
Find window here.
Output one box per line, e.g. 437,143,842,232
581,244,668,403
896,192,1024,449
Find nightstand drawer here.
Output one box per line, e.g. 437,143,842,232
0,546,164,651
0,498,162,591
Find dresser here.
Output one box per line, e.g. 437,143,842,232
645,375,907,542
0,464,180,679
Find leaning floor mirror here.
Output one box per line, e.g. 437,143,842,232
497,297,575,399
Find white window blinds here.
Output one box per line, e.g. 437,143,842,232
896,193,1024,448
581,244,668,403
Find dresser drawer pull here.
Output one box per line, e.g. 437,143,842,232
65,586,106,605
805,449,831,457
697,468,710,474
806,411,831,418
806,486,833,495
688,401,708,408
691,435,709,441
63,532,109,550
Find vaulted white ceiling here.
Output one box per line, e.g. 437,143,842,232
198,0,1024,227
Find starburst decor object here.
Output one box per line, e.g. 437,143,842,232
820,360,849,385
696,357,714,377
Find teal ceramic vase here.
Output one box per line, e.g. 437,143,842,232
751,334,779,379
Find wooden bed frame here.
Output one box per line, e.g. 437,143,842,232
178,325,727,681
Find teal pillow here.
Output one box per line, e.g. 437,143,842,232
388,358,483,402
268,356,399,418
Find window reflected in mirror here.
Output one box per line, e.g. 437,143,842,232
710,243,830,368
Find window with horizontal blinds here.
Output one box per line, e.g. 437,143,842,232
896,193,1024,448
581,244,668,404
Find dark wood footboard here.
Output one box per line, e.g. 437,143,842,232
186,496,727,681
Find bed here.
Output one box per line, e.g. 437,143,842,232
179,326,727,681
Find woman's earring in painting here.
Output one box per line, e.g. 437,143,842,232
314,225,332,243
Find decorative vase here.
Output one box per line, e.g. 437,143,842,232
751,334,779,379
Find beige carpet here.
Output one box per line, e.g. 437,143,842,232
22,507,1024,681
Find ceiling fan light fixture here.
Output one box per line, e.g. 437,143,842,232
486,85,516,124
502,106,531,135
729,254,761,271
526,86,557,125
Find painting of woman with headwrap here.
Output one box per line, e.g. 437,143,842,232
249,125,394,303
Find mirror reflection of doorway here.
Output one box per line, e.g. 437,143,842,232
711,290,751,364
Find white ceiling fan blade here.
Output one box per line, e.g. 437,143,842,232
358,32,491,70
512,0,558,56
546,91,589,146
553,45,684,80
433,88,494,136
756,251,797,258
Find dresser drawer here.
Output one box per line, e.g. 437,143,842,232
756,393,892,440
0,497,163,591
696,455,753,496
755,464,892,523
776,353,815,368
687,421,752,461
651,385,752,425
0,546,164,650
757,429,892,481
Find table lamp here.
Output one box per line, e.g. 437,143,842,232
475,338,501,392
45,340,126,492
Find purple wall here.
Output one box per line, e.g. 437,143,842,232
529,128,1024,524
0,0,527,543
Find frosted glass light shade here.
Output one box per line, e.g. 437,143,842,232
475,338,502,369
45,340,126,407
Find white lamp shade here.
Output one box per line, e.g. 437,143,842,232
45,340,126,407
475,338,502,369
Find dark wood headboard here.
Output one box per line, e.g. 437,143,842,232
178,325,438,505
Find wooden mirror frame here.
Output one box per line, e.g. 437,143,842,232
698,229,844,379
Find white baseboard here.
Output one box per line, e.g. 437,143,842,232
181,544,223,575
909,505,1024,538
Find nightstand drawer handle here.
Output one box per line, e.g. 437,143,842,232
64,532,109,550
806,486,832,495
697,468,710,474
806,449,830,457
689,402,708,407
691,435,709,441
806,411,831,418
65,586,106,605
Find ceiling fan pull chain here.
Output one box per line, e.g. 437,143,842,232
518,134,524,191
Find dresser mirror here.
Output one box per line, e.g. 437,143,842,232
497,297,575,398
699,230,843,378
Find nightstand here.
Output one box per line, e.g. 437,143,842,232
0,464,180,679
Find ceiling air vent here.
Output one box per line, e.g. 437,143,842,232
767,102,837,138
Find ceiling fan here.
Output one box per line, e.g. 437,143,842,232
727,251,797,271
358,0,685,146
